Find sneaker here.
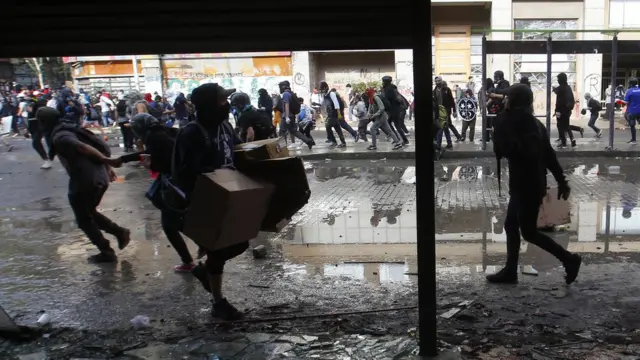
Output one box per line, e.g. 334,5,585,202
403,140,410,146
354,133,360,142
307,142,313,150
88,250,117,263
486,267,518,284
116,228,131,250
571,140,577,148
629,140,637,145
337,143,346,148
579,128,584,138
555,138,561,143
40,160,52,169
174,263,196,273
596,130,603,138
563,254,582,285
191,263,212,293
366,145,377,150
393,143,403,150
445,144,453,150
325,139,333,143
329,142,338,148
212,298,244,321
557,144,567,149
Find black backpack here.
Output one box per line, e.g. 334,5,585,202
378,94,393,113
148,102,164,120
281,91,301,115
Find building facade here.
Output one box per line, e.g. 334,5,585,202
61,0,632,111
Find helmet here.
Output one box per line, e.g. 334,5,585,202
382,76,393,84
229,92,251,110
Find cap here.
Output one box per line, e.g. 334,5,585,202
434,76,442,81
191,83,236,108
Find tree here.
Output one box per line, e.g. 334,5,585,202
25,58,45,89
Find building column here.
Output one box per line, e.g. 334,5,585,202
583,0,605,101
141,56,162,95
395,49,414,96
490,0,513,82
291,51,311,101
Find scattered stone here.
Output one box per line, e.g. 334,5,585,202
17,352,47,360
302,335,319,342
252,245,267,259
278,335,308,345
246,333,273,343
124,344,173,359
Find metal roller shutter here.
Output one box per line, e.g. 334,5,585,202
2,0,413,57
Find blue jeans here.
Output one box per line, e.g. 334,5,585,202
588,113,600,134
436,124,452,147
102,112,110,127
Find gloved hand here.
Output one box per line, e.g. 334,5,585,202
580,108,587,115
555,112,562,118
558,181,571,201
285,117,291,124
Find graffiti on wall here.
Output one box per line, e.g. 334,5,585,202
167,76,290,106
584,73,602,99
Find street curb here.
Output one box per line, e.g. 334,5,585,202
298,149,640,161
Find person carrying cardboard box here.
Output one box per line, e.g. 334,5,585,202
171,83,250,321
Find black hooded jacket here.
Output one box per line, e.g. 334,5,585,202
554,74,575,114
493,86,566,198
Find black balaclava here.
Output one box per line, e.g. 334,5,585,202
519,76,531,87
130,113,160,141
37,106,62,135
493,70,504,83
190,83,235,128
506,84,533,111
557,72,568,85
382,76,393,89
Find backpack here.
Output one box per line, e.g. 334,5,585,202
565,88,576,109
53,124,111,158
148,102,164,120
438,105,448,128
280,91,301,116
378,94,392,113
334,92,346,112
297,107,307,121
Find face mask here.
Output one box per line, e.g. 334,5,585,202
218,103,231,120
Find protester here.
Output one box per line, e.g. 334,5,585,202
554,73,579,148
489,83,581,284
365,87,402,151
623,77,640,145
320,81,347,148
26,93,53,169
355,94,371,141
382,76,409,145
257,88,274,131
433,76,458,148
275,81,313,148
458,89,478,142
115,94,135,151
231,92,274,142
171,83,246,320
99,92,114,127
582,93,603,138
297,98,316,144
38,106,131,263
118,113,196,272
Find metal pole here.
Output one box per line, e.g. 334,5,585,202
481,35,488,150
546,35,552,136
608,35,618,150
604,202,611,253
132,55,140,91
411,0,437,356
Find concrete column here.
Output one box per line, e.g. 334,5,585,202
395,49,414,96
141,56,162,95
490,0,513,82
291,51,311,101
582,0,605,102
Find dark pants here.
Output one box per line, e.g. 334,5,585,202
286,121,313,144
338,118,357,138
588,113,600,134
205,242,249,274
119,122,135,150
27,119,50,160
629,114,639,142
388,112,408,143
161,207,193,264
461,119,476,141
398,110,409,134
358,118,371,141
300,123,315,143
436,123,452,147
447,114,462,140
69,186,124,252
504,192,571,269
326,117,346,145
557,112,574,145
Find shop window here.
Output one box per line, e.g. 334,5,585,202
609,0,640,28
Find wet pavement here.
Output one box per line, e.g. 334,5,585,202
4,147,640,358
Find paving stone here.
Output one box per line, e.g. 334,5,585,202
124,344,173,359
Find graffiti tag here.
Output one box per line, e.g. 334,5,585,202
584,73,601,98
294,72,305,86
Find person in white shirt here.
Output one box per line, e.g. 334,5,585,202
99,92,115,127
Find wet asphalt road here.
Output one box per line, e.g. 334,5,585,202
4,144,640,347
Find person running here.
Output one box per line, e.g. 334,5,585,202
38,107,131,263
298,98,316,145
623,77,640,145
319,81,347,148
582,93,603,138
365,87,402,151
276,81,314,148
489,83,581,284
231,92,275,143
26,93,53,169
98,92,114,128
554,73,581,148
382,76,410,145
117,113,196,272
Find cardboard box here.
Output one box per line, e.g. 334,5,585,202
183,169,275,251
234,138,289,163
537,187,571,228
237,157,310,232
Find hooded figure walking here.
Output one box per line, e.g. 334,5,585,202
489,84,582,284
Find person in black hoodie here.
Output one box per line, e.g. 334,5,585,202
39,106,131,263
489,84,581,284
116,113,196,273
382,76,409,145
172,83,247,321
554,72,583,148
